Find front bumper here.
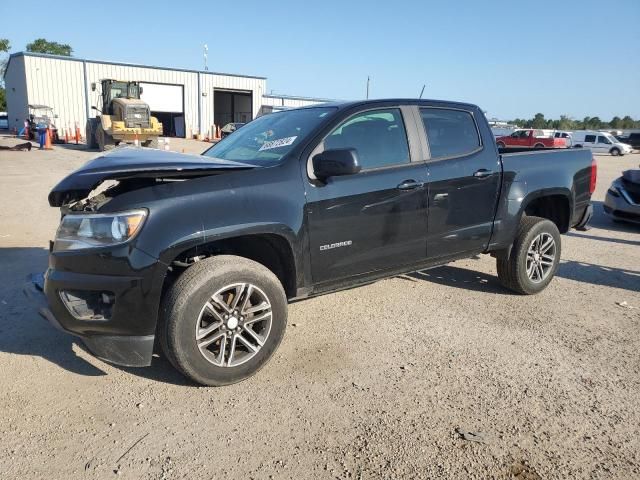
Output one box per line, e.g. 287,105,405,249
24,273,155,367
604,189,640,224
23,243,167,367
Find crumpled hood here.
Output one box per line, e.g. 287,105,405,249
48,147,257,207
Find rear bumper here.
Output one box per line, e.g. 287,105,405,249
574,204,593,231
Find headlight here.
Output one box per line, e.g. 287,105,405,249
54,209,147,251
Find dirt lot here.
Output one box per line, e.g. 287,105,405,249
1,135,639,479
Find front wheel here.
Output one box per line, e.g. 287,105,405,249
610,147,621,156
160,255,288,386
496,216,561,295
534,143,545,149
496,141,506,149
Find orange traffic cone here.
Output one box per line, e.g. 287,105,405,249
45,128,53,150
134,133,139,147
64,129,69,144
75,126,80,145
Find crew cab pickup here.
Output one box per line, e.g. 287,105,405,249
29,99,596,386
496,129,568,149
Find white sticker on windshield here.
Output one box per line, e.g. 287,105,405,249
258,136,298,151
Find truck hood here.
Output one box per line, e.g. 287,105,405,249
49,147,257,207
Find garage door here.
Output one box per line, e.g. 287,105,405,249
140,83,185,137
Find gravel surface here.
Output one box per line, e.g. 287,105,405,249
1,135,639,479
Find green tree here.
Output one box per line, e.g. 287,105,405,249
610,116,623,129
0,38,10,110
26,38,72,56
621,116,635,129
531,113,546,129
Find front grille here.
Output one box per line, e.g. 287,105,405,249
125,105,150,128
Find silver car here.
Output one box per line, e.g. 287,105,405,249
604,169,640,224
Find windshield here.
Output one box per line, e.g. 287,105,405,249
203,107,336,165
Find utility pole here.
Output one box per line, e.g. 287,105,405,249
203,44,208,71
366,76,370,99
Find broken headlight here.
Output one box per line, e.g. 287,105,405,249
54,209,147,251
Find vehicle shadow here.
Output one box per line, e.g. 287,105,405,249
0,247,107,377
405,264,510,295
0,246,196,386
405,258,640,294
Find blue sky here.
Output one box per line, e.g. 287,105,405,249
2,0,639,120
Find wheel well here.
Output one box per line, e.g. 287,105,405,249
524,195,570,233
163,234,297,299
534,143,545,148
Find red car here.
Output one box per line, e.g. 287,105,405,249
496,129,567,149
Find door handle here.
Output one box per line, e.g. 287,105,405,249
397,180,424,191
473,169,493,179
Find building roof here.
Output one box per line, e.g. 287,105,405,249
5,51,267,80
262,93,336,102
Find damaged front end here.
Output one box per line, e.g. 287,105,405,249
27,147,257,367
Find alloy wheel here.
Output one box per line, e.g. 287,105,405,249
526,233,556,283
195,283,272,367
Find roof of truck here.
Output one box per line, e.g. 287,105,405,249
296,98,480,111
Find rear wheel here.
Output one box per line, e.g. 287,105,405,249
96,125,115,151
85,118,98,149
573,144,583,148
496,216,561,295
534,143,545,149
143,137,159,149
497,141,506,149
160,255,288,386
610,147,621,156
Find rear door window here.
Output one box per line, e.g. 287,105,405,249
585,134,597,143
324,108,410,170
420,108,481,159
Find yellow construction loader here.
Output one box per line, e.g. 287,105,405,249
86,79,162,151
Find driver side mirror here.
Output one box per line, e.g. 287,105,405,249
313,148,361,180
91,82,96,92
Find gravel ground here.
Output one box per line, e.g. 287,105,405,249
1,135,639,479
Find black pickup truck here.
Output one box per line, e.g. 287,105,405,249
29,99,596,386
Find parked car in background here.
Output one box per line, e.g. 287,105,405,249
29,99,596,386
0,112,8,130
604,169,640,224
220,122,245,138
554,131,573,147
571,131,632,156
496,129,567,149
614,133,640,150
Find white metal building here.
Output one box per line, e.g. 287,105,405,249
4,52,328,138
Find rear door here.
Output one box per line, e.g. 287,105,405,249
305,106,429,284
583,134,599,152
420,106,501,259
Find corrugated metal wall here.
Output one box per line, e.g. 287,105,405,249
10,53,267,138
23,55,86,135
4,55,29,131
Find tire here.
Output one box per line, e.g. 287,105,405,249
534,143,545,149
143,137,159,149
574,144,582,148
85,118,99,149
96,125,115,151
160,255,288,386
497,141,506,149
496,216,561,295
610,147,621,156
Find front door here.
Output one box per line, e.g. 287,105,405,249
305,107,429,285
419,107,502,259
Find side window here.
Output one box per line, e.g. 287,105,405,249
597,135,610,144
420,108,481,159
324,109,410,170
585,135,596,143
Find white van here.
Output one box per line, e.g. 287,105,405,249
571,130,632,156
